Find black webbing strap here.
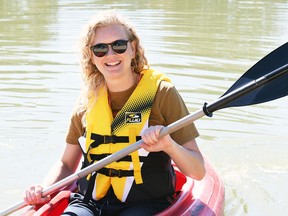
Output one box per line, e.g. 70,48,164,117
89,133,141,148
83,172,97,204
97,168,134,178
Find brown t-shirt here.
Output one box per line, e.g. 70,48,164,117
65,81,199,145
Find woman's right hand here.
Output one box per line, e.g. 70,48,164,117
24,185,50,205
23,144,82,205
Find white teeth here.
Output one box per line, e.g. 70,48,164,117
106,61,120,66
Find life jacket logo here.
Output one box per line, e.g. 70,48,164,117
125,112,142,123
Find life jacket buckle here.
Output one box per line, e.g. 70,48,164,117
103,135,116,144
108,168,122,178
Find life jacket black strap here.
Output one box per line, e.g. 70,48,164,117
89,133,141,148
98,168,134,178
83,172,97,203
97,167,168,178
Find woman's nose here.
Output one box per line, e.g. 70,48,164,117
106,45,115,56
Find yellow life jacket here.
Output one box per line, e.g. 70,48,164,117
84,68,171,202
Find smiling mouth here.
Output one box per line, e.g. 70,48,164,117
106,61,121,66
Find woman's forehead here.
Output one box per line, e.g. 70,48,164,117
93,24,128,43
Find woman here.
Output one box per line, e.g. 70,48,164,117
24,11,205,215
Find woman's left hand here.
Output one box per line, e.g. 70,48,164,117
140,125,206,180
140,125,175,153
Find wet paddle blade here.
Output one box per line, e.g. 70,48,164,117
204,42,288,115
222,42,288,107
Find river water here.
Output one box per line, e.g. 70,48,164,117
0,1,287,215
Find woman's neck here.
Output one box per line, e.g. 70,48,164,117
106,72,139,93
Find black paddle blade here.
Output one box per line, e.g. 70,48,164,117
222,42,288,107
203,42,288,116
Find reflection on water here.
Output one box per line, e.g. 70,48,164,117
0,1,287,215
0,0,58,47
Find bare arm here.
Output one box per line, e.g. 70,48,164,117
24,143,82,205
167,139,205,180
42,143,82,187
141,125,206,180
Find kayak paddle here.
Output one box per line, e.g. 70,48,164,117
1,42,287,216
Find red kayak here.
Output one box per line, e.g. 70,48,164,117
21,159,224,216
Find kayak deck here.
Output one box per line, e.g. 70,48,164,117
21,159,224,216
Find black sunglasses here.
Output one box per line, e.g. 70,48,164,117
90,39,130,57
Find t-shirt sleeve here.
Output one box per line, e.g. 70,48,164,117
150,81,199,145
65,109,85,145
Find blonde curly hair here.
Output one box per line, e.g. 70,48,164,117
77,11,148,117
